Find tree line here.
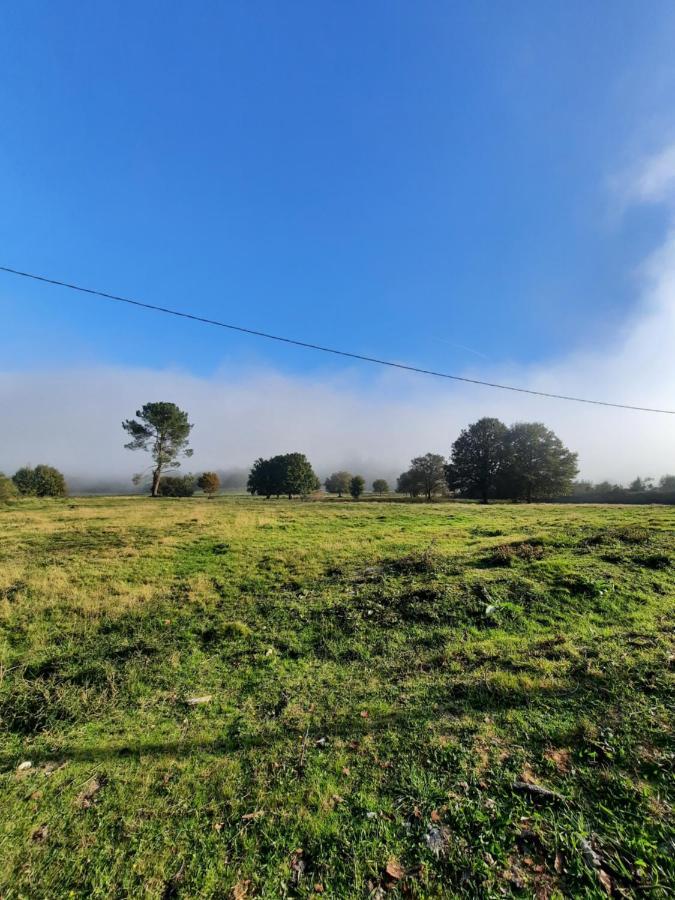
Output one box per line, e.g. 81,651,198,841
2,401,673,504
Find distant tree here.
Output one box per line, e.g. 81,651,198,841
325,471,352,497
350,475,365,499
32,465,68,498
629,477,645,492
12,466,36,495
408,453,446,501
572,480,595,495
501,423,578,502
197,471,220,498
247,453,319,499
594,480,624,497
281,453,321,499
449,417,508,503
372,479,389,495
247,457,281,499
659,474,675,491
396,468,423,498
12,465,67,497
0,473,18,502
122,402,193,497
157,474,196,497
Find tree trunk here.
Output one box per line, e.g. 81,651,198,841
151,468,162,497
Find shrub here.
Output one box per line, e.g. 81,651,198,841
157,475,196,497
197,471,220,498
0,473,18,502
12,465,67,497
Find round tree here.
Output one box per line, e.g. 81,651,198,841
12,465,67,497
449,417,508,503
324,471,352,497
197,471,220,498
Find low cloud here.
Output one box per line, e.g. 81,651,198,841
3,145,675,489
1,338,673,488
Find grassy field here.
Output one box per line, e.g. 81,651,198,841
0,496,672,898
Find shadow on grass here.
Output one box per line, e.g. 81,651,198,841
0,676,596,772
0,732,267,770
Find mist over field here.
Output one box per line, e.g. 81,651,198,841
1,328,674,489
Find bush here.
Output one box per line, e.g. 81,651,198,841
157,475,196,497
197,471,220,497
0,473,18,502
12,465,67,497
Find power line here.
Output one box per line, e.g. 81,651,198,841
2,263,674,415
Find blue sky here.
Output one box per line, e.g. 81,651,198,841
3,1,675,376
3,2,675,482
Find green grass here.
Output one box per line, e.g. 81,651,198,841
0,496,672,898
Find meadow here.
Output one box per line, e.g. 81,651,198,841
0,496,672,898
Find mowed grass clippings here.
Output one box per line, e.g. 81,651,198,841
0,496,672,898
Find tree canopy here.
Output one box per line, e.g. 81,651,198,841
122,402,193,497
247,453,320,499
324,471,352,496
396,468,424,498
407,453,446,501
12,465,67,497
446,418,577,502
197,472,220,497
501,422,578,501
349,475,365,499
448,417,509,503
372,479,389,494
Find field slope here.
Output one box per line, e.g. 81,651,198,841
0,497,673,898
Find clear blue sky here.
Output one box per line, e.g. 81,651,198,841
2,1,675,379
